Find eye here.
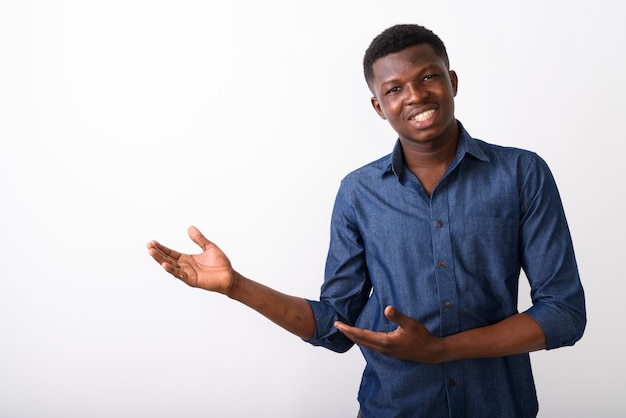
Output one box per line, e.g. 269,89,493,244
423,74,439,82
385,86,401,95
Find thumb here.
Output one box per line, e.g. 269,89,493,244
384,305,410,327
187,225,213,251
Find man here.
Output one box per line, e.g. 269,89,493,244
147,24,586,417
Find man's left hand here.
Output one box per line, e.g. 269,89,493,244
334,306,443,363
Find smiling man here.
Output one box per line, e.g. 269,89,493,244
147,24,586,417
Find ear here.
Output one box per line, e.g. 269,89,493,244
370,96,387,120
449,70,458,97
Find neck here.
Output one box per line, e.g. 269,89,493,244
400,126,459,196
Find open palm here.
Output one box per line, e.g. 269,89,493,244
147,226,234,293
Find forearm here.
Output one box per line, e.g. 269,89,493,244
438,313,546,362
226,271,316,340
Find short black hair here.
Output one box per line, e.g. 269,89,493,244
363,24,450,88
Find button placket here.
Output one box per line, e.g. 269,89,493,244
430,184,460,336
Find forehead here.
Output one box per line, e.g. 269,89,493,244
371,44,447,84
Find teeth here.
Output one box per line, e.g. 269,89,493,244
413,109,435,121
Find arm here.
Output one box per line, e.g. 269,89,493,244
147,226,315,340
335,306,545,364
517,154,586,349
227,272,315,340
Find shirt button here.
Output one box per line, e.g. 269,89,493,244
438,260,446,268
436,219,444,228
450,379,457,388
444,301,453,309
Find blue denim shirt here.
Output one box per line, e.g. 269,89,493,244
306,122,586,417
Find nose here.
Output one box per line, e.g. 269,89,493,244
405,82,426,104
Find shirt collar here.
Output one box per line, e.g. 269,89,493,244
385,120,490,179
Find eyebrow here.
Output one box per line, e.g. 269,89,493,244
378,63,444,87
380,78,402,87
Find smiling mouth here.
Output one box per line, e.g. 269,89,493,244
411,109,435,122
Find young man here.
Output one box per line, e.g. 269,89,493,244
147,24,586,417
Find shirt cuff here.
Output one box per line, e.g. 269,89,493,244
524,302,585,350
304,299,354,353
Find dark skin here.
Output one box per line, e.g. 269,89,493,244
147,44,546,363
368,44,459,195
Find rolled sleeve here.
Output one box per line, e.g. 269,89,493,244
525,299,585,349
304,299,354,353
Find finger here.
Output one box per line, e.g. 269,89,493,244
147,243,172,265
147,241,189,282
161,263,188,283
384,305,411,328
334,321,359,340
160,261,187,281
147,240,182,262
335,321,385,347
187,225,214,251
147,242,187,276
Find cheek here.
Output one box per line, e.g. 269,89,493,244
382,99,403,117
444,83,457,98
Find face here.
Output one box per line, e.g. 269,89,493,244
370,44,458,148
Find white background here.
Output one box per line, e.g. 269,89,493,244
1,1,623,417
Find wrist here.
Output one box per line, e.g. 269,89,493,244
224,270,243,299
435,336,453,363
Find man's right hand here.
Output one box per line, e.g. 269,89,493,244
147,225,316,340
147,225,234,294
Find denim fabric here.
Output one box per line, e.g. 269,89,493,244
306,122,586,417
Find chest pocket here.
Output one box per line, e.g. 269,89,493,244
458,216,520,279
